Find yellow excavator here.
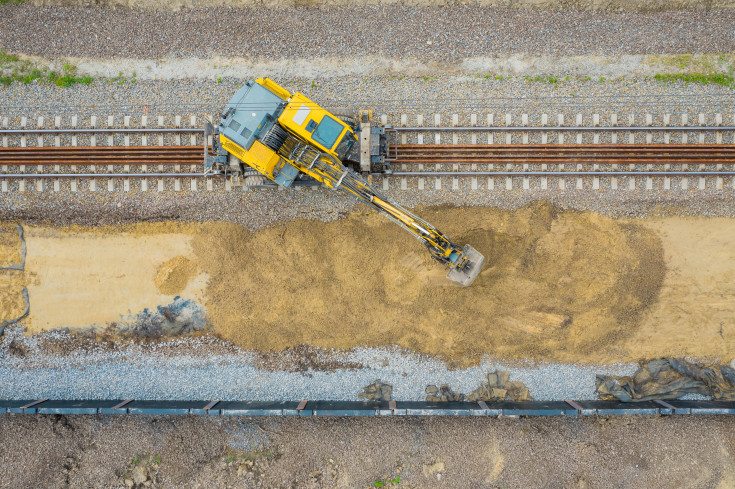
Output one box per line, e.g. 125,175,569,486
205,78,484,286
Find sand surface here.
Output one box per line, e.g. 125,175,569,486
622,217,735,360
2,204,735,364
0,224,28,324
193,203,665,366
21,225,207,333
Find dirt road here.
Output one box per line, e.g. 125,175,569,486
1,414,734,489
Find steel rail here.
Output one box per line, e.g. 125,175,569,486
0,173,206,178
0,146,208,165
0,147,204,152
1,161,203,165
388,126,735,132
391,159,735,164
388,144,735,165
0,128,204,134
393,144,735,151
385,171,735,176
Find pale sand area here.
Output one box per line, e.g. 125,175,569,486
621,217,735,361
21,227,207,333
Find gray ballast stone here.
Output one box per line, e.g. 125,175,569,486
0,327,638,402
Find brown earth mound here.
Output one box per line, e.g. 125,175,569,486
0,223,28,324
154,255,199,296
193,202,665,366
0,274,28,324
0,223,23,268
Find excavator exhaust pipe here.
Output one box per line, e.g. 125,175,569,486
446,245,486,287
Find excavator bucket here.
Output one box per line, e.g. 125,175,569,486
446,245,486,287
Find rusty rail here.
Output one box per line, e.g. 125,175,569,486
0,146,204,166
389,144,735,165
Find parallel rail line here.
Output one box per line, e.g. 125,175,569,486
388,125,735,132
387,144,735,165
2,125,735,188
0,146,204,166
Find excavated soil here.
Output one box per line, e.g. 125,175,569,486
8,202,735,365
154,256,200,296
0,224,28,325
192,202,666,365
20,224,207,333
0,224,23,268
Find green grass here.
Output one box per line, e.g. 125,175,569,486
653,72,735,89
0,0,25,5
0,51,94,87
524,75,558,84
373,477,401,487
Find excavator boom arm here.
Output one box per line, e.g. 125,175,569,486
280,136,485,284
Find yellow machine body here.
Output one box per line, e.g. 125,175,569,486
277,92,353,157
220,137,285,181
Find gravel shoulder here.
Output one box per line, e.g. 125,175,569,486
2,5,735,60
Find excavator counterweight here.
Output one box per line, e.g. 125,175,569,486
205,78,485,286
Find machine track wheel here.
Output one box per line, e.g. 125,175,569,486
243,175,266,189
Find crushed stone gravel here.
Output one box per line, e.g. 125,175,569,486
2,5,735,60
0,326,638,401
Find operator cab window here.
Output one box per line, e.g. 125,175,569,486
312,115,344,150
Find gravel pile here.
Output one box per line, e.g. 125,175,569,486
2,5,735,60
0,325,638,401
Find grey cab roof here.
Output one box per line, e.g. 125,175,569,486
220,81,286,151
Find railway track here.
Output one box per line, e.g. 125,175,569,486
0,146,204,166
387,144,735,165
2,121,735,191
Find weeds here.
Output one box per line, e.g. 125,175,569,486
653,72,735,89
524,75,558,83
373,477,401,487
130,454,161,467
0,51,93,87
